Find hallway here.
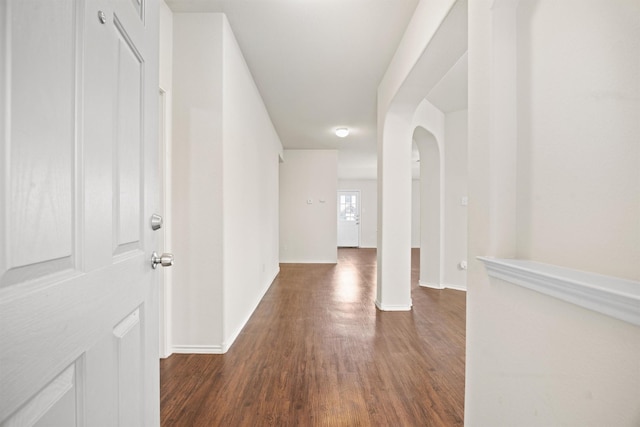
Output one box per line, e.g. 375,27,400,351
160,249,465,426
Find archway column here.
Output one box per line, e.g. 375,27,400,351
375,0,465,310
415,134,441,288
376,110,413,311
412,101,446,289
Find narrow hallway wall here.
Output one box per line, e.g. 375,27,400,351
171,13,282,353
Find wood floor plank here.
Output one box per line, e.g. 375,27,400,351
161,248,465,426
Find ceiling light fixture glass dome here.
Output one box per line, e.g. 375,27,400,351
335,128,349,138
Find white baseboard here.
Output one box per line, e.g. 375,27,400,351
419,280,444,289
168,267,281,356
375,299,412,311
171,345,224,354
442,283,467,292
279,259,337,264
419,280,467,292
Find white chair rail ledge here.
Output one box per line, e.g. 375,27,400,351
478,257,640,327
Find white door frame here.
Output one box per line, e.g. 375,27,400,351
159,87,173,358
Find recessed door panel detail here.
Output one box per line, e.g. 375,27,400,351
1,0,77,287
129,0,144,21
113,19,143,254
113,307,143,427
2,362,82,427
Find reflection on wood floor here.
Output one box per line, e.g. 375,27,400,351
161,248,465,426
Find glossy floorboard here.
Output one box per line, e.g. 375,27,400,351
161,248,466,426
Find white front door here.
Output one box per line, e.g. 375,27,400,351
337,190,360,247
0,1,160,425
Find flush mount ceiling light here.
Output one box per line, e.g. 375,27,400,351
335,128,349,138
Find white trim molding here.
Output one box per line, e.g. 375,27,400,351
375,300,412,311
419,280,467,292
171,345,224,354
442,283,467,292
419,280,444,289
478,257,640,327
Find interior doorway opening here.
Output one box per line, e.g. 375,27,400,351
413,126,443,289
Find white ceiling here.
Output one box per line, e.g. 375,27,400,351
165,0,467,179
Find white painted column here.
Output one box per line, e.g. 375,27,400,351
376,109,413,311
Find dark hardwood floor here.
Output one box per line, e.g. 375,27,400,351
161,248,466,426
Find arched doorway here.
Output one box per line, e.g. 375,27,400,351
413,126,443,289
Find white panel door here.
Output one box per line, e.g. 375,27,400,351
337,190,360,247
0,0,160,425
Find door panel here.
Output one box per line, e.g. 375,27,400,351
5,363,80,427
113,307,143,426
0,0,159,424
114,20,143,253
1,0,76,288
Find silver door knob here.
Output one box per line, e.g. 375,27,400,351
151,252,174,269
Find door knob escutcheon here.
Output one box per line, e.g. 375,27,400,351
151,214,163,231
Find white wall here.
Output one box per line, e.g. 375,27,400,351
159,2,173,92
410,180,420,248
338,179,420,249
171,13,282,353
221,16,282,348
470,274,640,426
443,109,467,289
172,13,224,351
280,150,338,263
466,0,640,425
515,0,640,280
